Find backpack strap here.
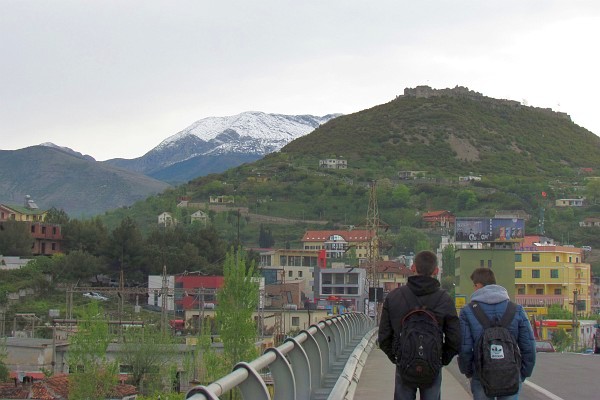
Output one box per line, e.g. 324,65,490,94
470,301,517,329
499,301,517,328
469,302,492,329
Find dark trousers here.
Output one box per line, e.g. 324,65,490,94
394,368,442,400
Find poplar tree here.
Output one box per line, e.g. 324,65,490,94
67,302,118,399
217,247,260,367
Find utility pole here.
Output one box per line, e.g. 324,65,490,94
572,290,579,351
161,265,169,336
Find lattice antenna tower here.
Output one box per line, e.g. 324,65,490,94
365,181,380,295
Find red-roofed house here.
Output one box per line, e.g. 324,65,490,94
374,260,413,293
422,210,455,228
301,229,377,263
175,275,224,313
0,374,137,400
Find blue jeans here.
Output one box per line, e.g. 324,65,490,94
470,377,521,400
394,368,441,400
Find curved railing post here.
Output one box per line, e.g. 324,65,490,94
185,312,374,400
264,347,295,400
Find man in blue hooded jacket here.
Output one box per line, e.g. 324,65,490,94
459,268,536,400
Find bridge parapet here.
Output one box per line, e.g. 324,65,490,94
186,312,375,400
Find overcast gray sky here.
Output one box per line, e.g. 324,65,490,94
2,1,599,161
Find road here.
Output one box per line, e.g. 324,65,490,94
447,352,600,400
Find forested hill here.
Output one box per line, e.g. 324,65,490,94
282,86,600,177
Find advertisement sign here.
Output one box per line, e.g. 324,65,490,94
455,295,466,309
455,218,525,242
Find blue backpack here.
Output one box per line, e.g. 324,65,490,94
470,301,522,397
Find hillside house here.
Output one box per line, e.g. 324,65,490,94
422,210,455,228
398,170,426,179
0,256,32,270
580,217,600,227
209,195,234,204
495,210,531,221
0,197,63,255
555,198,585,207
458,175,482,184
157,212,176,226
319,158,347,169
191,210,209,225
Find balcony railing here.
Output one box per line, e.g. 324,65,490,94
515,295,565,306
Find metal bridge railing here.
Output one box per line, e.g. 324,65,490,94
186,312,375,400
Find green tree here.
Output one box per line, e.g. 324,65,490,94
585,179,600,205
391,184,411,207
258,224,275,248
0,220,32,256
457,190,478,211
550,328,572,352
217,248,260,368
107,217,144,278
0,338,8,382
54,250,104,283
117,325,180,395
68,302,118,399
441,245,456,278
44,207,70,225
63,217,109,255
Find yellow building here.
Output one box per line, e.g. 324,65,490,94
515,241,591,313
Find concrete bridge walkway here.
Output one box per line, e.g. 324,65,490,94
354,348,471,399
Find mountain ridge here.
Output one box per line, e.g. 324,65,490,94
103,111,340,182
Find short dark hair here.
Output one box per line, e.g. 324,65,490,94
470,267,496,286
414,250,437,276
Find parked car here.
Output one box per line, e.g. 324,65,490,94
535,340,556,352
83,291,109,301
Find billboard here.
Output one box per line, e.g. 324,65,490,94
455,218,525,242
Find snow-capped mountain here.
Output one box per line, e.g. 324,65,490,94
104,111,340,183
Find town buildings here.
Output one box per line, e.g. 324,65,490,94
0,196,63,256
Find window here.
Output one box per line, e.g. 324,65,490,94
550,269,559,279
554,288,562,295
535,288,544,295
31,225,35,233
532,254,540,262
480,260,484,267
532,270,540,278
569,256,572,263
515,254,522,262
487,260,492,268
292,317,300,327
515,270,522,279
298,271,303,278
517,288,525,295
288,270,293,278
555,256,560,262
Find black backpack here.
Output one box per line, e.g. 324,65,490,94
393,288,444,388
470,301,522,397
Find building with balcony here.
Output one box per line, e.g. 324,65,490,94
514,237,591,313
258,248,320,299
316,265,367,312
301,229,377,264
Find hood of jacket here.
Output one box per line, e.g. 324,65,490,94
470,284,510,304
407,275,441,296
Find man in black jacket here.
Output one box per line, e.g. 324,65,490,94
378,250,461,400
